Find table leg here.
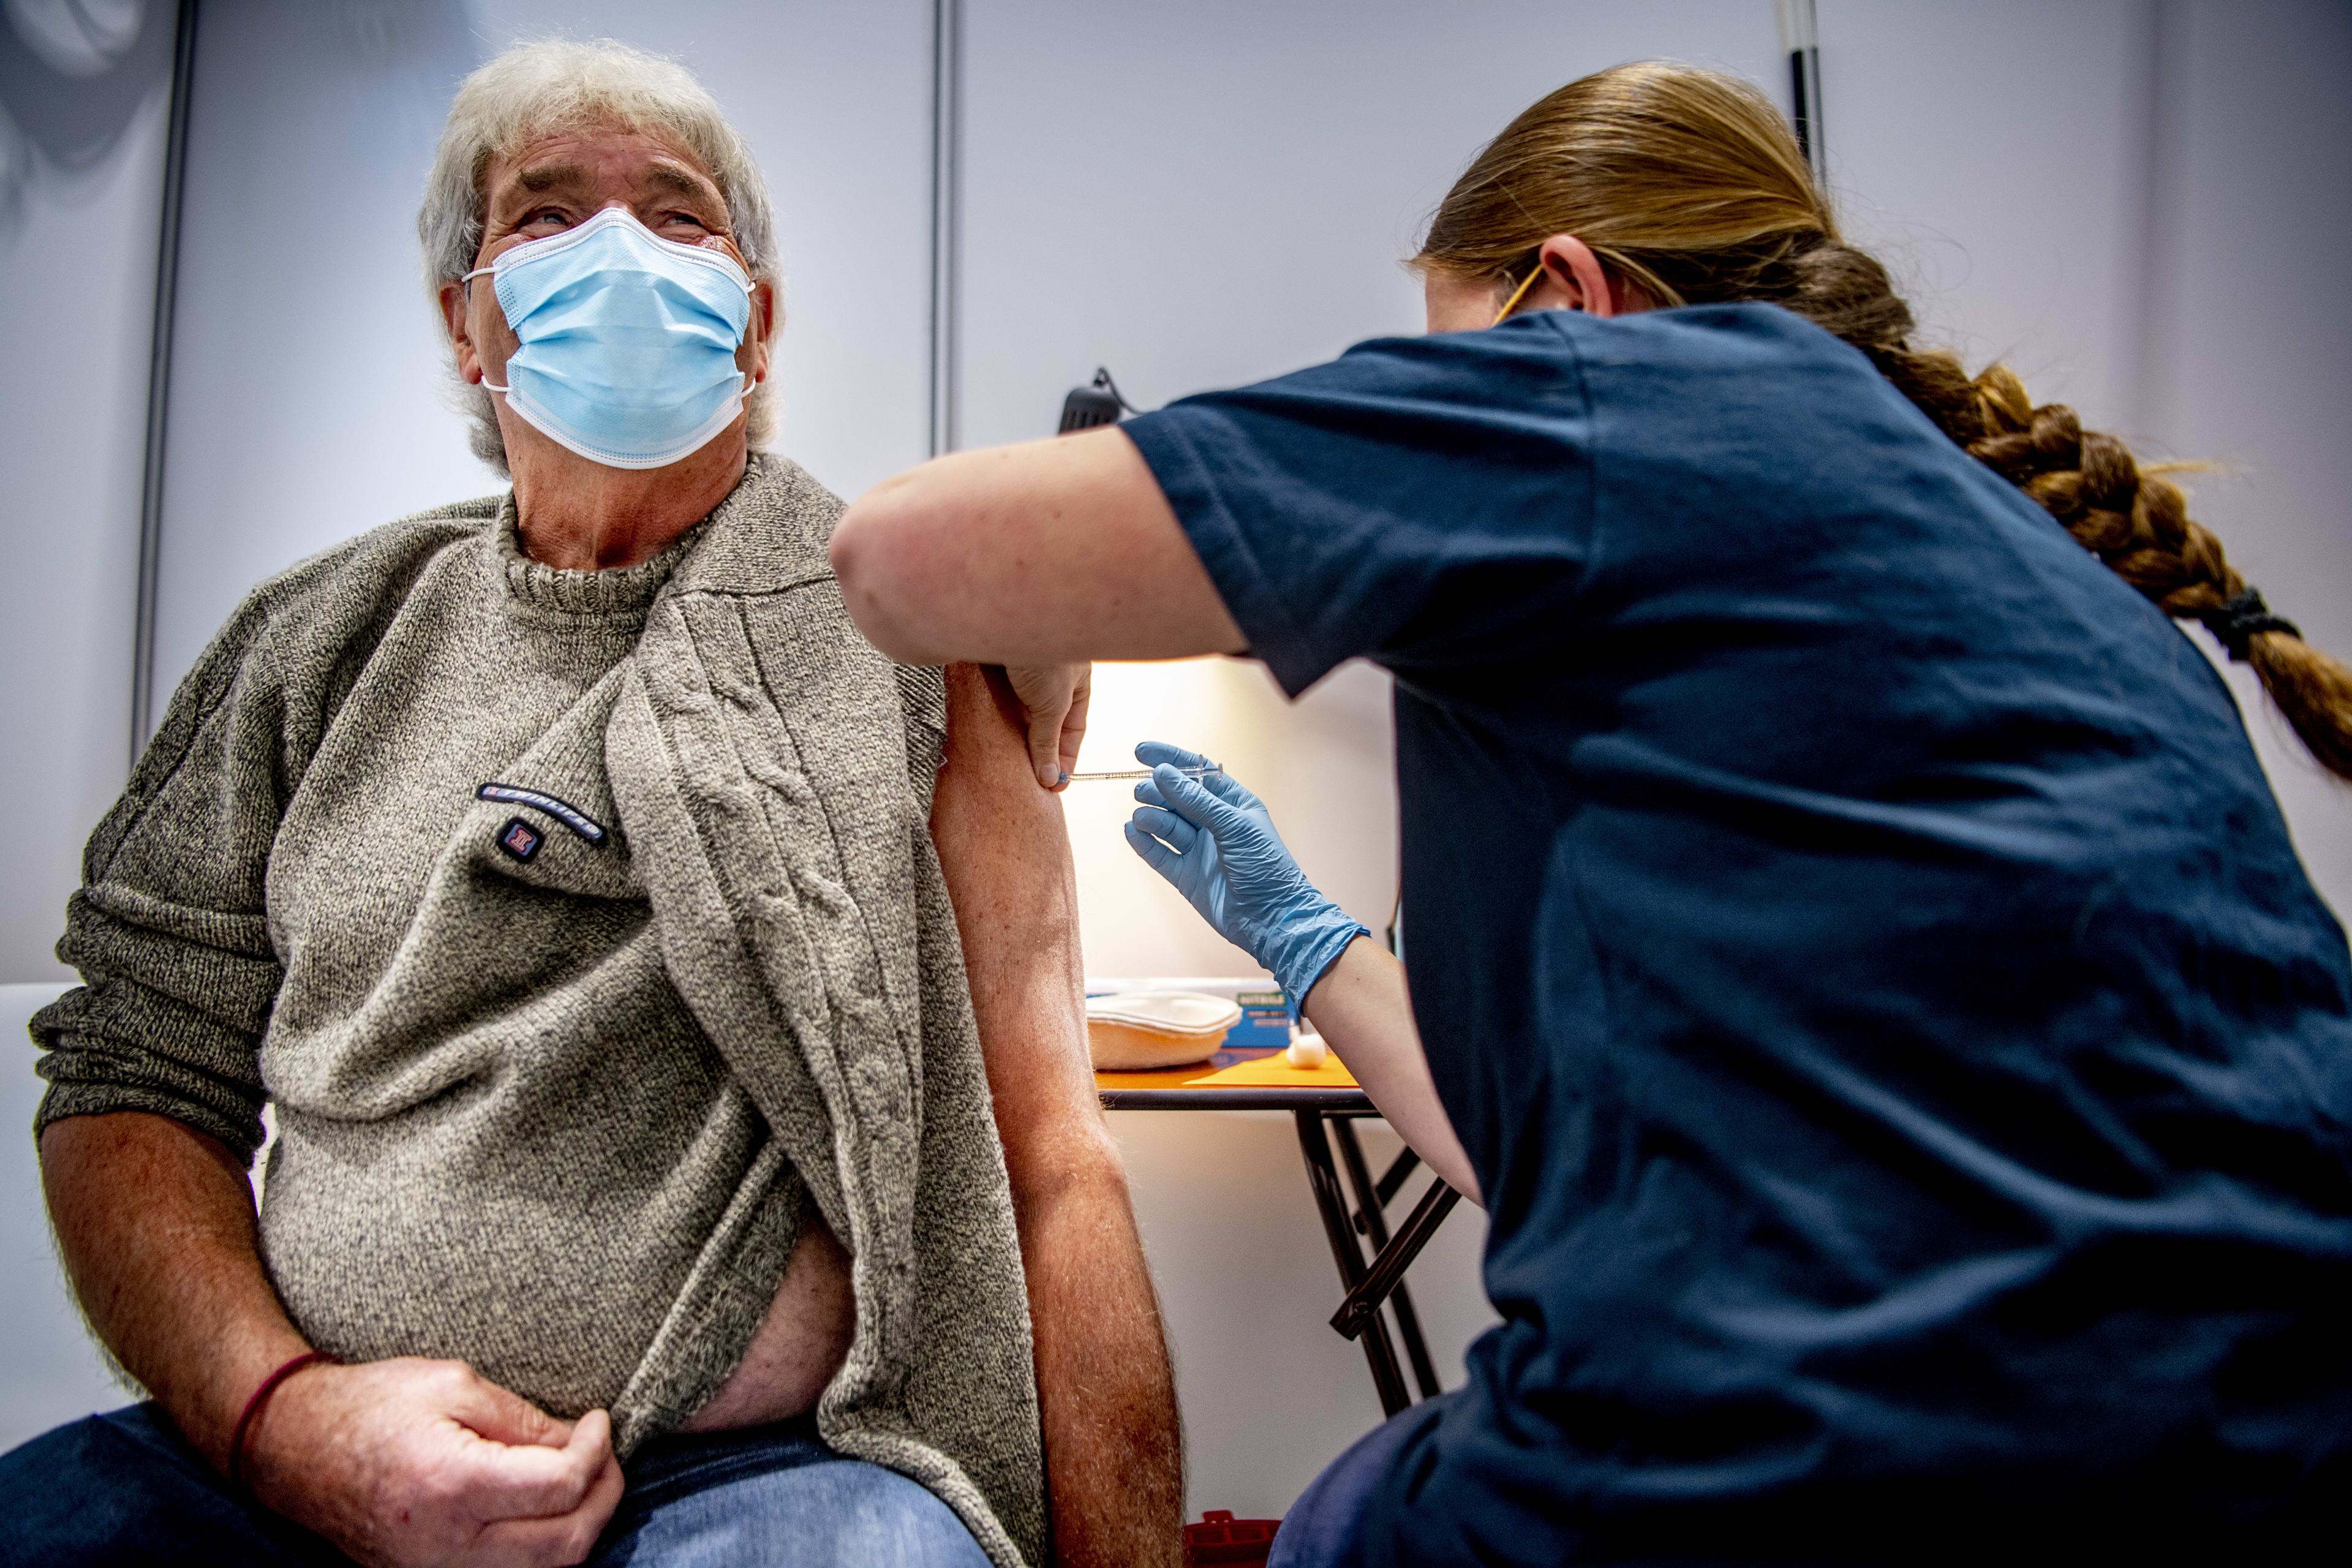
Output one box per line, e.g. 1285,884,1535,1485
1293,1108,1412,1417
1374,1145,1421,1208
1330,1117,1445,1403
1330,1177,1463,1350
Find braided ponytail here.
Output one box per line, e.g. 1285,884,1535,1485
1414,61,2352,782
1857,340,2352,779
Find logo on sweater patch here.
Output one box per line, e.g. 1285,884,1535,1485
496,816,543,863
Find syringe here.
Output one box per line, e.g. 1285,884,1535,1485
1065,764,1223,782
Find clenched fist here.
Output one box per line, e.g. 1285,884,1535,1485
243,1357,623,1568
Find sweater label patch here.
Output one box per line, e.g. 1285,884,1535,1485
477,783,607,845
496,816,543,863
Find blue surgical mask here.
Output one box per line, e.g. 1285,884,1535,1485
467,206,755,470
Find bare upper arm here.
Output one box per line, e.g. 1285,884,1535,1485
928,665,1115,1194
831,428,1246,667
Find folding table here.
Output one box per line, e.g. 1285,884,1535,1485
1096,1052,1463,1417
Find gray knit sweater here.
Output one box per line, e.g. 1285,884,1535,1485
31,454,1044,1567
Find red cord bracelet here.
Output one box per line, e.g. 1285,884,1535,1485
227,1349,337,1492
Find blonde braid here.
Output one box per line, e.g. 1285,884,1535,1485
1415,59,2352,782
1860,350,2352,778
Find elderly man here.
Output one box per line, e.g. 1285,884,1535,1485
3,39,1174,1568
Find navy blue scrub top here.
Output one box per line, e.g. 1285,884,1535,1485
1120,304,2352,1562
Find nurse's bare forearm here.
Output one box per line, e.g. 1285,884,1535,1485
933,663,1183,1566
1305,940,1483,1205
39,1112,314,1468
832,431,1244,666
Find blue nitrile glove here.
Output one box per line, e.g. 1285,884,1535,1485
1122,741,1368,1020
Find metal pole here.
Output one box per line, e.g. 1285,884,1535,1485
1774,0,1825,187
927,0,962,457
130,0,200,760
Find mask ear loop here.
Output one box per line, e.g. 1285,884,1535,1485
455,266,515,394
1491,262,1550,326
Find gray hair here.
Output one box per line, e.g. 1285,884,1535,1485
418,39,781,473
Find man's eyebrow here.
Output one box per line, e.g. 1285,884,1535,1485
641,164,722,205
513,162,591,194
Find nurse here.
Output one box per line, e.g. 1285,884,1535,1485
832,62,2352,1565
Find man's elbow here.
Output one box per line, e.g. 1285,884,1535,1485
832,484,948,665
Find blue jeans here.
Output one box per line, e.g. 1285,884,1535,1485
1264,1398,1447,1568
0,1403,989,1568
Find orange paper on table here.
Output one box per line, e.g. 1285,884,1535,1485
1182,1052,1359,1088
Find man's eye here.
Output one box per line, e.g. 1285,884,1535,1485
662,211,709,230
523,209,569,228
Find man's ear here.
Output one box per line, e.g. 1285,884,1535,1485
439,279,482,383
745,279,778,385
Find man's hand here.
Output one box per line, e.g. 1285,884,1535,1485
40,1112,620,1568
1003,662,1091,790
246,1358,622,1568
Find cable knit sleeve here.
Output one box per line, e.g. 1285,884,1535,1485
29,589,291,1163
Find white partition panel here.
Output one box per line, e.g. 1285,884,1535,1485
959,1,1785,449
1819,1,2154,458
2136,0,2352,914
0,984,120,1452
0,13,169,981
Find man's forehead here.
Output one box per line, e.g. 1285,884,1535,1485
492,134,722,202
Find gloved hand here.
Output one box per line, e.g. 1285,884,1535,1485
1123,741,1368,1019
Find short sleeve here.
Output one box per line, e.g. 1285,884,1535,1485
1119,318,1599,696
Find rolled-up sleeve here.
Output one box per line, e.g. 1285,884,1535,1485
31,594,290,1163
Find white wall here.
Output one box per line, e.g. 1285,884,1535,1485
2143,0,2352,910
146,0,490,704
1820,0,2155,424
1106,1109,1491,1520
0,11,167,982
0,984,120,1451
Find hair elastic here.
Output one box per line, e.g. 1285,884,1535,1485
2196,588,2299,662
227,1349,339,1492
